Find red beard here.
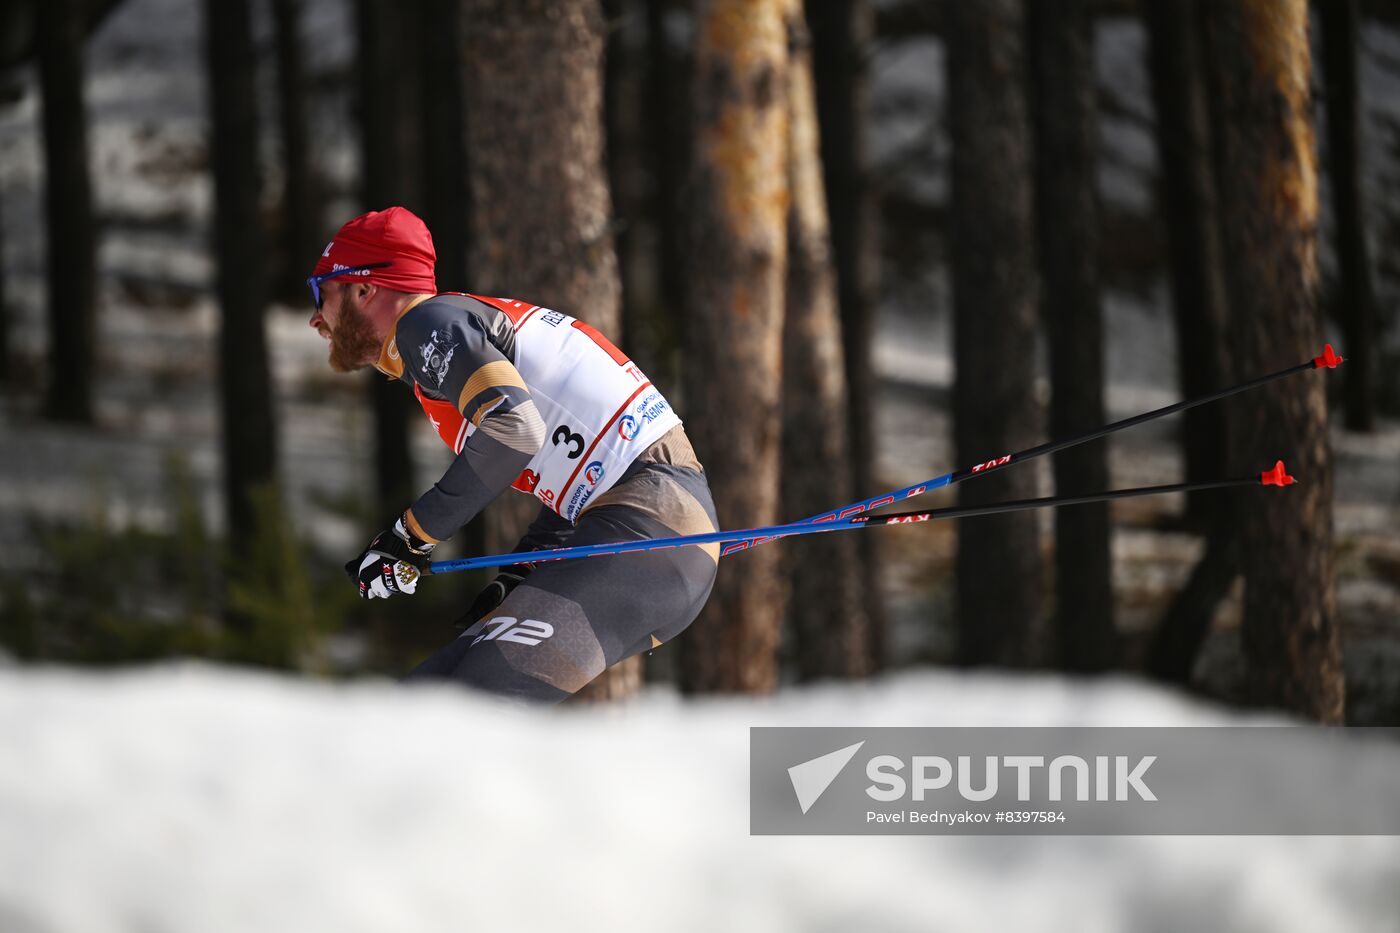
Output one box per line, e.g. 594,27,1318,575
327,294,381,373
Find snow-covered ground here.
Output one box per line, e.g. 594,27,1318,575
1,662,1398,933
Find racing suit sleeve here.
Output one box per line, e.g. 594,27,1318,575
396,302,546,542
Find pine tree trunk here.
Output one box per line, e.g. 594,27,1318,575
1145,0,1233,529
356,0,419,528
604,0,643,367
418,0,471,292
946,0,1043,667
783,0,868,681
805,0,884,668
271,0,320,302
1147,528,1236,683
37,0,96,424
1029,0,1114,671
678,0,789,693
1202,0,1343,722
1320,0,1375,432
416,0,480,562
461,0,639,697
1143,0,1238,679
644,0,687,389
0,181,8,385
204,0,279,552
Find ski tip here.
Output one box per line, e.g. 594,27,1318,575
1260,460,1297,487
1312,344,1345,369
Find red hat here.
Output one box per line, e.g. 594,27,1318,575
313,206,437,294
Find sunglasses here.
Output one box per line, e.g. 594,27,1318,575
307,261,393,311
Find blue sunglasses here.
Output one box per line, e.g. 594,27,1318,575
307,261,393,310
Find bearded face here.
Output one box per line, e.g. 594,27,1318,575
325,287,381,373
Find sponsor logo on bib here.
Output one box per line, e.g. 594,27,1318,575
567,483,596,521
636,395,670,425
585,461,605,486
618,415,639,441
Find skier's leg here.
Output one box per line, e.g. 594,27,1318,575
403,464,718,702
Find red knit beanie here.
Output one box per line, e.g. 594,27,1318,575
312,206,437,294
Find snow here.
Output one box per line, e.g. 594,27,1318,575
1,663,1397,933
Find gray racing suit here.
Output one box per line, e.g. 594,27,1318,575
380,293,718,702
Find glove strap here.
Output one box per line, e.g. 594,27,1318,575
394,513,436,557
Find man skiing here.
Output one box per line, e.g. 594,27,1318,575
308,207,718,702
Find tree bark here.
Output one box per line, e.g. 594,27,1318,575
1147,526,1236,683
1143,0,1237,678
1202,0,1343,722
604,0,643,367
644,0,687,384
805,0,884,668
418,0,471,293
271,0,320,303
204,0,279,552
1029,0,1115,671
946,0,1043,667
37,0,96,424
0,181,8,385
461,0,639,697
783,0,868,681
356,0,419,528
1145,0,1233,528
1320,0,1376,432
677,0,789,693
415,0,480,562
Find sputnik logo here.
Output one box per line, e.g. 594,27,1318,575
788,741,865,815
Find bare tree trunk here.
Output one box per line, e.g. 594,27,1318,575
1146,0,1233,528
37,0,95,424
204,0,279,551
355,0,421,527
806,0,885,668
645,0,686,383
604,0,643,365
1320,0,1376,432
271,0,320,302
783,0,868,682
418,0,470,292
461,0,640,697
355,0,419,529
1147,528,1236,683
1143,0,1238,677
1203,0,1343,722
946,0,1043,667
0,182,8,385
1028,0,1114,671
416,0,480,561
678,0,789,693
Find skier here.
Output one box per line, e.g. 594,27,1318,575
307,207,718,702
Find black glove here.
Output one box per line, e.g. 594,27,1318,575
455,562,534,629
346,514,436,600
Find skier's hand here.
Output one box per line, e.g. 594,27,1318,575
346,513,435,600
455,563,533,629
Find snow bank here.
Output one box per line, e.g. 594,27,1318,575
1,664,1396,933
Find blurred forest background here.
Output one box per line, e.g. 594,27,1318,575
0,0,1397,723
